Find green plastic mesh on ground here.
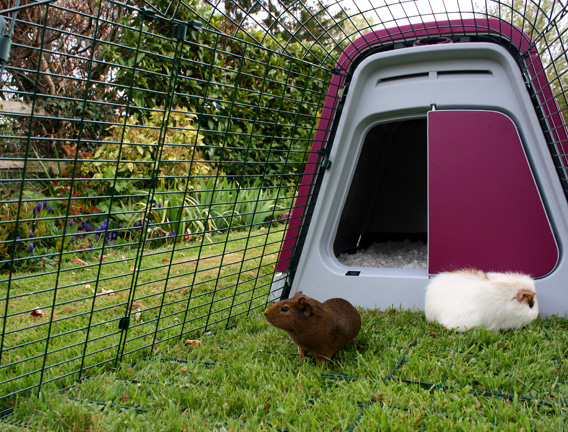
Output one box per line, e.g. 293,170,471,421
3,309,568,431
1,0,567,419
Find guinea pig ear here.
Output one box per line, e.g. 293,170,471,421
293,291,303,298
515,290,536,307
296,296,313,316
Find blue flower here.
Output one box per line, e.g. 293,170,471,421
71,236,75,243
158,202,162,208
69,219,74,226
29,231,34,238
43,201,48,210
112,233,117,240
48,206,53,214
119,224,123,228
28,243,34,253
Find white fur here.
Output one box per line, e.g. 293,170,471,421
425,270,538,332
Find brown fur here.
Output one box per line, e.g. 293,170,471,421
264,291,361,364
515,289,536,307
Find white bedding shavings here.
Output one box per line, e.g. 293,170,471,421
336,239,428,269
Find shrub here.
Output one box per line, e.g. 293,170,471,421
79,106,214,194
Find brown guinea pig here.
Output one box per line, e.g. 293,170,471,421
264,291,361,364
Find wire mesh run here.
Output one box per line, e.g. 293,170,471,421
1,0,567,415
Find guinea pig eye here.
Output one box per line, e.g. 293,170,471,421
281,306,289,312
528,299,535,308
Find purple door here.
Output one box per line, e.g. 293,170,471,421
428,110,558,276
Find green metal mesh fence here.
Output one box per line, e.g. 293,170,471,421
0,0,334,407
1,0,567,417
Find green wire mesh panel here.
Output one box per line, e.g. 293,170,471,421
0,0,567,412
0,0,331,407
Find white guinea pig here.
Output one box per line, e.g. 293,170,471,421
425,269,538,332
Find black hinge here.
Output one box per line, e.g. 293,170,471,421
0,34,12,66
281,281,291,300
188,20,203,32
316,148,332,169
173,21,203,40
138,8,156,21
119,316,130,331
173,24,188,40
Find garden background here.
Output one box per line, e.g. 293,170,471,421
1,0,568,429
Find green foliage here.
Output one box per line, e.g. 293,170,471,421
127,176,290,246
487,0,568,123
193,176,289,232
0,199,122,271
102,0,332,179
0,171,291,272
36,88,117,155
127,191,214,245
79,107,213,193
232,177,282,228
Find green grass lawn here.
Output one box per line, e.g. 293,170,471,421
0,227,286,413
3,305,568,431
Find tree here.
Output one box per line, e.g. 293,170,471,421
101,0,332,180
220,0,374,57
0,0,126,157
488,0,568,120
